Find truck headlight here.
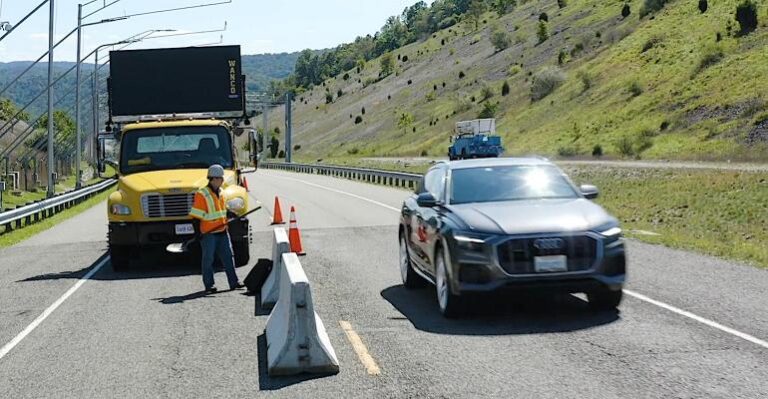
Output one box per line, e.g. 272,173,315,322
110,204,131,215
226,198,245,212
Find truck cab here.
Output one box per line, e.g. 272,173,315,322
104,45,253,271
107,120,252,270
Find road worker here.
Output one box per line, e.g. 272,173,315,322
189,164,245,293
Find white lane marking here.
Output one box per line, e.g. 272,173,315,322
0,256,109,361
277,175,401,213
339,320,381,375
624,289,768,350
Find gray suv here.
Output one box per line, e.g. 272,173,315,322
398,158,626,317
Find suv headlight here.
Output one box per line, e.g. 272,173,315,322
226,198,245,212
600,227,622,237
110,204,131,215
453,232,492,252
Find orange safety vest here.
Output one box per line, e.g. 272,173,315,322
189,186,228,234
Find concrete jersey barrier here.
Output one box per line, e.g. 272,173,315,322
261,227,290,309
265,252,340,376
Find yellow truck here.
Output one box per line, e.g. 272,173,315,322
105,46,253,271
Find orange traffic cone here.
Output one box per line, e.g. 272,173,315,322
288,206,306,256
271,196,285,225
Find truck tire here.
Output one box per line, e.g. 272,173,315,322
233,241,250,267
110,245,131,272
460,149,467,160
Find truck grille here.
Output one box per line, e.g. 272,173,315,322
141,193,195,218
496,235,597,275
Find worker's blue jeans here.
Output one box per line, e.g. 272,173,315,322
200,231,238,290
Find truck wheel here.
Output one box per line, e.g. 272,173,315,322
110,245,131,272
587,288,623,311
233,241,250,267
460,149,467,160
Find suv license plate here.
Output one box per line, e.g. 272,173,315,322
534,255,567,272
175,224,195,235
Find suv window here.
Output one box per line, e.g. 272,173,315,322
421,168,446,200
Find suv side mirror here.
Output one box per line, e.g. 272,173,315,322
416,192,438,207
580,184,599,199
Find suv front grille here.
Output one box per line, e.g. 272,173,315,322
497,235,597,275
141,193,195,218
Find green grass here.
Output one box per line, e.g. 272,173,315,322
0,188,112,248
289,158,768,269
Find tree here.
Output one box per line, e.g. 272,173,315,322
28,110,76,154
539,12,549,22
466,0,486,31
380,52,396,76
490,25,512,52
735,1,758,36
557,0,567,8
501,81,511,96
537,21,549,44
0,98,30,123
397,112,415,133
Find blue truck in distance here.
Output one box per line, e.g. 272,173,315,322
448,119,504,160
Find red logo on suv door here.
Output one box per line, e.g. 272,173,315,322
417,224,428,242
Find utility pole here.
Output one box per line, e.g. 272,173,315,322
92,47,100,177
284,92,292,163
74,3,83,189
261,101,268,160
46,0,55,198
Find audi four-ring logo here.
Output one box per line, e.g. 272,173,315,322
533,238,565,251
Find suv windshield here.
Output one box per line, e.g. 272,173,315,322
450,165,579,204
120,126,233,175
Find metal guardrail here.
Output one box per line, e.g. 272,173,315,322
0,178,117,235
261,162,422,190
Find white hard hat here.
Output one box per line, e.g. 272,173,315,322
207,164,225,178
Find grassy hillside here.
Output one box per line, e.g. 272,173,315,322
265,0,768,162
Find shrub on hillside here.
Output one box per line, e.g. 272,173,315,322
539,12,549,22
481,84,495,101
639,0,669,18
695,45,725,75
698,0,708,13
343,73,350,81
621,3,631,18
478,101,499,118
537,21,549,44
402,55,409,62
530,67,566,101
501,81,511,96
735,1,758,36
490,26,512,52
459,71,466,79
508,65,522,76
337,89,343,98
361,107,366,115
354,115,363,124
558,0,567,8
577,70,593,92
558,49,567,65
592,144,603,158
325,93,334,104
628,80,644,97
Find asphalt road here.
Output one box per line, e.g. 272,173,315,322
0,169,766,398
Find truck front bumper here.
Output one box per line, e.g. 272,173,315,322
108,218,250,247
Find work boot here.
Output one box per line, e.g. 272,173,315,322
205,286,218,294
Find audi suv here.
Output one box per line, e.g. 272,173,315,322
398,157,626,317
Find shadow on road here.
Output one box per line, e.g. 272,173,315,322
381,284,620,335
16,250,245,282
256,333,336,390
152,290,214,304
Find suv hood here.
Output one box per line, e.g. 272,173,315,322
119,169,237,193
449,198,616,235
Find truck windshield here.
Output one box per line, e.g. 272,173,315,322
450,165,579,204
120,126,233,175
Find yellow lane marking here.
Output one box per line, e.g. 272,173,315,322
339,320,381,376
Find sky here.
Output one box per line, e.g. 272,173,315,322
0,0,428,62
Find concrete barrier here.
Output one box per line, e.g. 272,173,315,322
261,227,290,309
265,252,340,376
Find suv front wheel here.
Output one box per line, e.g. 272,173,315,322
435,247,464,318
